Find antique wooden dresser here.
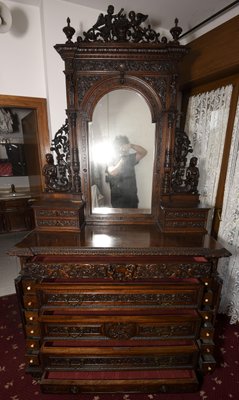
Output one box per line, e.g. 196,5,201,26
11,6,230,394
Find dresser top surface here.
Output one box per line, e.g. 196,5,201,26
9,224,230,259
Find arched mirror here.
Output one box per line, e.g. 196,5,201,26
89,89,155,214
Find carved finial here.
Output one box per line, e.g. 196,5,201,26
63,17,76,43
170,18,183,43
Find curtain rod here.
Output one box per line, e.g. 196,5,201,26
179,0,239,38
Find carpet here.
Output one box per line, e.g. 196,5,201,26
0,294,238,400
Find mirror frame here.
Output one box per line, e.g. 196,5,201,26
0,95,50,191
79,77,164,224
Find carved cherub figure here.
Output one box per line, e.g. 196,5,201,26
42,153,58,192
185,157,199,193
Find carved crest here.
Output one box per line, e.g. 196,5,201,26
63,5,182,44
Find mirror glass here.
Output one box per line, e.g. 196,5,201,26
89,89,155,214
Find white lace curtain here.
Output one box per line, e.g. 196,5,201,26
217,97,239,324
184,85,233,231
184,84,239,324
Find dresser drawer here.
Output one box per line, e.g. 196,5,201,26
40,369,199,394
39,311,201,341
32,201,85,232
22,255,212,281
41,340,199,371
37,281,204,310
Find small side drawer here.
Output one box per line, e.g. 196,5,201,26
199,354,216,374
23,294,38,309
200,323,214,340
25,353,40,367
198,339,215,355
24,310,39,324
25,325,41,337
21,279,36,294
26,339,40,352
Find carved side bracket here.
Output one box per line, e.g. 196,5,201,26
42,119,80,193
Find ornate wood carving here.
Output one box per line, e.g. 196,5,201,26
43,292,196,307
48,354,194,369
73,6,180,44
23,261,212,280
42,119,73,193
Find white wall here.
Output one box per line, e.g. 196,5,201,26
40,0,100,135
1,0,101,138
0,0,46,98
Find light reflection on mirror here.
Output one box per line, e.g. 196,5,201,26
89,89,155,214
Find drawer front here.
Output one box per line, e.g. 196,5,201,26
40,369,199,394
41,342,199,370
23,294,38,309
40,313,201,341
33,205,84,232
35,209,79,218
37,282,204,310
23,257,212,281
35,218,79,229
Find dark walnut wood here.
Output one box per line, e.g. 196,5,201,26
12,225,230,393
11,5,231,395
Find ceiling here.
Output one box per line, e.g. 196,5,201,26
7,0,239,36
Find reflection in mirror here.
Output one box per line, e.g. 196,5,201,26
89,89,155,214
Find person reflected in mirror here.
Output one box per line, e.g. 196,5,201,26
106,135,147,208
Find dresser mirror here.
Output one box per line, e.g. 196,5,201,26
89,89,155,214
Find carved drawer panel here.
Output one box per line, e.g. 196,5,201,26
36,281,204,310
41,340,199,371
159,206,209,233
39,312,201,341
33,203,85,232
40,369,199,394
22,255,213,281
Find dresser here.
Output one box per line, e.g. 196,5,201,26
11,225,230,394
11,5,231,394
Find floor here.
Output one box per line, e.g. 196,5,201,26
0,231,29,297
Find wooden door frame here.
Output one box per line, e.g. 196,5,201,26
0,94,50,191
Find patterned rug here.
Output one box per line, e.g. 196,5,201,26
0,294,238,400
